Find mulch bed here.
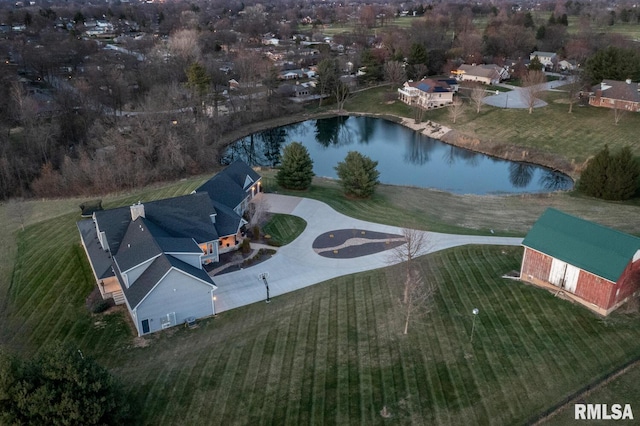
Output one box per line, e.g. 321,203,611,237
316,240,406,259
312,229,404,249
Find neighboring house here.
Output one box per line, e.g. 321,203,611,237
278,68,316,80
520,208,640,315
530,51,557,69
397,78,455,109
589,79,640,112
452,64,508,85
78,161,262,335
278,83,312,98
558,59,577,71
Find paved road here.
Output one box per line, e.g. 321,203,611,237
211,194,523,313
483,77,573,109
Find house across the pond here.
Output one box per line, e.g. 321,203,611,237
78,161,262,335
520,208,640,315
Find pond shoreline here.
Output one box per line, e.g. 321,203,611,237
217,110,577,185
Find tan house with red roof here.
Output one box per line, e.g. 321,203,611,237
589,79,640,112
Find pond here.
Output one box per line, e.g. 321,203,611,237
223,116,573,195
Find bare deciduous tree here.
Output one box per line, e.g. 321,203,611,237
334,81,350,111
448,98,465,123
521,70,547,114
402,266,436,335
470,84,487,114
383,61,407,87
612,101,627,125
388,228,429,304
248,195,271,226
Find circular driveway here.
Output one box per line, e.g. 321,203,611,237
209,194,523,314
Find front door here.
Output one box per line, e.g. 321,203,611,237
141,319,150,334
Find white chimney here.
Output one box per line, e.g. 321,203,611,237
130,201,145,221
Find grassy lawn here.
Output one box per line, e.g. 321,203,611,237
262,214,307,246
546,362,640,425
5,216,640,425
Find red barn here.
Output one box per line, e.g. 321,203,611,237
520,208,640,315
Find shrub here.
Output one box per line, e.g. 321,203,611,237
90,299,112,314
241,239,251,254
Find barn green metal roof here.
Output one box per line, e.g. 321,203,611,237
522,208,640,282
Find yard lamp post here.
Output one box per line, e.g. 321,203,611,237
212,295,217,317
259,272,270,303
470,308,479,343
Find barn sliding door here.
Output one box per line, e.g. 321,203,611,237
549,258,579,293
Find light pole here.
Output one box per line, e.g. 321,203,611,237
505,93,509,109
470,308,479,343
212,295,217,317
259,272,270,303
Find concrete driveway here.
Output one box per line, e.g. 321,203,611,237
210,194,523,314
483,77,573,109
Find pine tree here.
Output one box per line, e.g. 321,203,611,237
334,151,380,198
579,145,640,200
276,142,315,190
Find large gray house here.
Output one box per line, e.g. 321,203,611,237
78,161,262,336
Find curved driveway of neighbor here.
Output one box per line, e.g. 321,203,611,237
211,194,523,313
482,77,573,109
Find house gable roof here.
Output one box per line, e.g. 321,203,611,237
592,79,640,103
144,192,219,243
122,253,216,309
196,160,261,209
113,217,163,272
94,206,131,254
522,208,640,282
457,64,500,80
77,219,114,280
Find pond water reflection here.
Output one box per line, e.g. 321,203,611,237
223,116,573,195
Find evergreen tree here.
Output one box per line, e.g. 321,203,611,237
584,47,640,84
335,151,380,198
579,145,640,200
187,62,211,97
359,49,383,84
529,55,544,71
407,43,428,79
276,142,315,190
524,12,535,28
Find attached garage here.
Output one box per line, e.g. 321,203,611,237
520,208,640,315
